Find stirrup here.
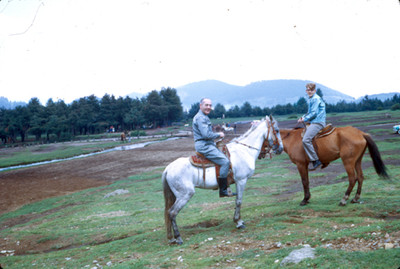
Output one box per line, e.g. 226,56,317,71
219,188,236,198
309,160,322,171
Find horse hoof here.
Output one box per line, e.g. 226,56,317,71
168,238,184,245
351,199,360,204
299,201,308,206
237,224,246,229
339,201,346,206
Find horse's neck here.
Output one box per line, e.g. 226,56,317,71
280,129,300,154
234,122,267,158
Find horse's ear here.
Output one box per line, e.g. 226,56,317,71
268,114,273,121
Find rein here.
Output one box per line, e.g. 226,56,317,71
234,140,259,151
233,118,280,159
234,119,272,152
281,121,305,140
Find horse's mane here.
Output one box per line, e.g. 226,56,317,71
231,118,267,143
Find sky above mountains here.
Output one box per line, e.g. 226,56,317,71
1,0,399,104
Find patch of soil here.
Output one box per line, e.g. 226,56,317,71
0,136,196,215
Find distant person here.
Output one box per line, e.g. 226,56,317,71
192,98,236,197
297,83,326,171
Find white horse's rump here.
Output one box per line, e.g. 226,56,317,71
163,115,283,245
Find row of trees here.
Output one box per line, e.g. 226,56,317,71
0,88,182,143
190,90,400,119
1,87,399,144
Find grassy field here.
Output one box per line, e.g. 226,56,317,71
0,110,400,268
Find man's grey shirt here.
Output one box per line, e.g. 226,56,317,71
192,110,220,144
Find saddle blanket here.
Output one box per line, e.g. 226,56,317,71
189,143,234,185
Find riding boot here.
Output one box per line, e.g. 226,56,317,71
309,160,322,171
218,177,236,198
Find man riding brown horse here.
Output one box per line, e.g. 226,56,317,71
297,83,326,171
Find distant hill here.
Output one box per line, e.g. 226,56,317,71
0,97,26,109
175,79,356,109
355,92,400,102
127,92,145,100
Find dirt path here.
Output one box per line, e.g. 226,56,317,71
0,137,196,214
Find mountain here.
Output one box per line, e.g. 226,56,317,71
127,92,145,100
175,79,355,109
355,92,400,102
0,97,26,109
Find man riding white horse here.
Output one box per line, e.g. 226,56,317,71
192,98,236,197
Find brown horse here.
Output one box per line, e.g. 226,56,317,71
121,132,126,142
280,126,388,206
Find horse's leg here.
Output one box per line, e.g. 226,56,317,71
297,164,311,206
168,190,194,245
351,156,365,203
233,179,247,229
339,161,357,206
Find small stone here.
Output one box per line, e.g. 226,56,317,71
384,243,394,249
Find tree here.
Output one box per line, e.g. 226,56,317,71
99,94,117,130
316,88,324,100
294,97,308,113
14,105,31,142
124,98,145,130
227,105,241,118
240,102,253,117
27,98,45,141
213,103,226,119
160,87,183,124
143,90,167,127
188,103,200,119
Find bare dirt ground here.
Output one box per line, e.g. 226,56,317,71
0,136,197,214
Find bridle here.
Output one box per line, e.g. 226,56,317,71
258,118,280,159
233,118,280,159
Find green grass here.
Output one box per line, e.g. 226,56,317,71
0,137,165,168
1,153,399,268
0,141,124,168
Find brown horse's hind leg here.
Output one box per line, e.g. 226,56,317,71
339,162,357,206
297,164,311,206
351,157,365,203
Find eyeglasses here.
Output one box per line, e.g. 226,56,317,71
306,89,314,92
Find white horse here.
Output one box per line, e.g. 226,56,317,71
221,123,234,133
162,115,283,245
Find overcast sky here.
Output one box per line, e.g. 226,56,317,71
1,0,399,104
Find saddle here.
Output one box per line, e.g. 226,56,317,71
189,141,235,187
301,123,336,139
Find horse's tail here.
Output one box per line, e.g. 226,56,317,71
363,134,389,178
162,169,176,240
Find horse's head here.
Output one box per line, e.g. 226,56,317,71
258,115,284,159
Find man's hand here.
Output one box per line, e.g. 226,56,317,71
298,117,304,123
218,132,225,138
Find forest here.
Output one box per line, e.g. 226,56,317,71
1,87,399,144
